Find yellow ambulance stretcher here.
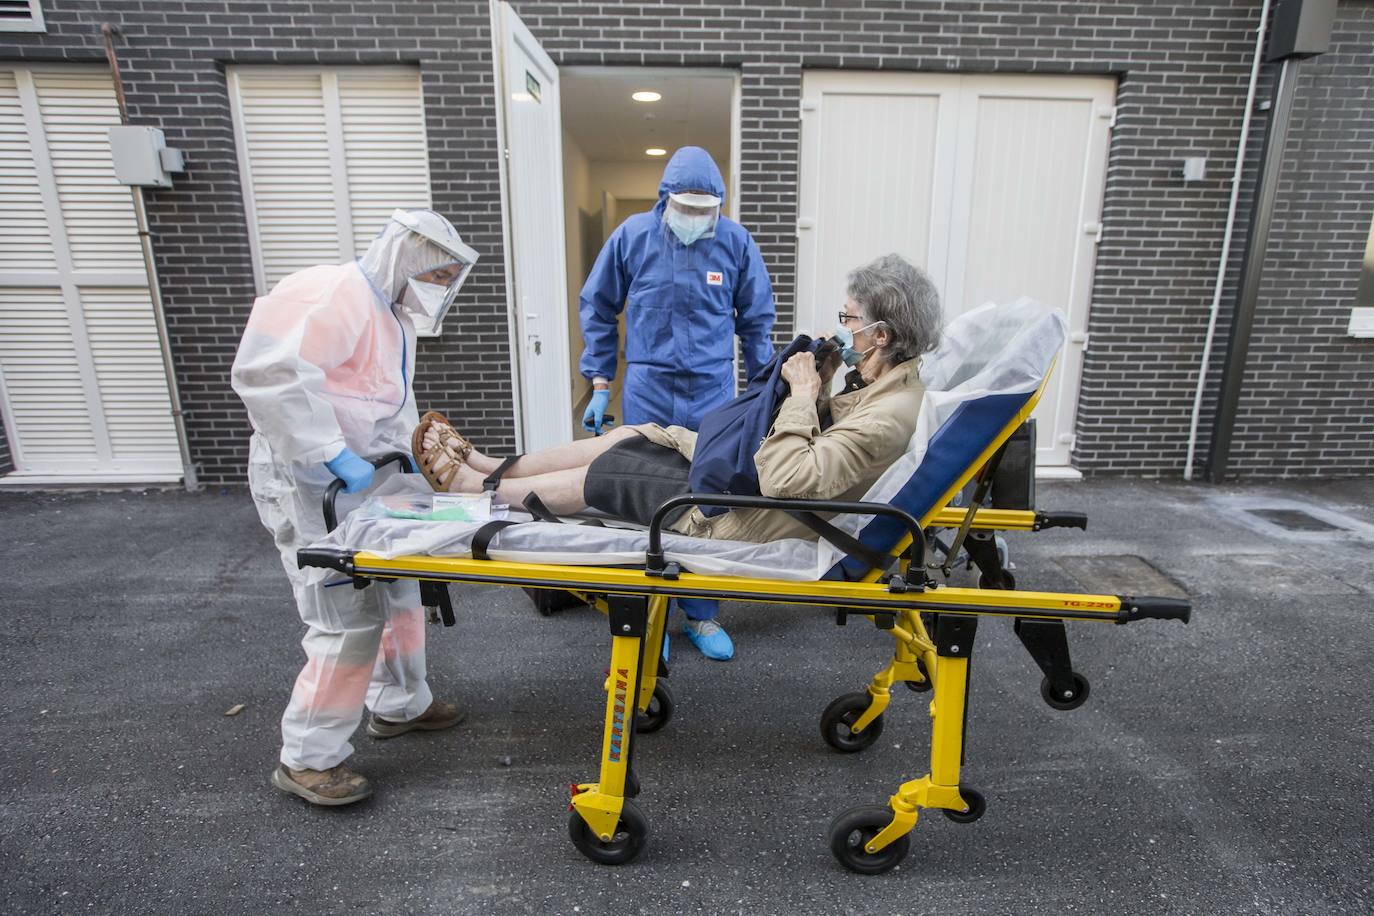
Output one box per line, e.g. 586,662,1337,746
297,301,1190,874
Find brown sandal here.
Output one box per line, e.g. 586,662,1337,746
411,411,473,492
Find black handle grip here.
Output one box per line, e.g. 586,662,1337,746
1035,511,1089,532
1117,596,1192,624
323,451,413,532
645,493,926,574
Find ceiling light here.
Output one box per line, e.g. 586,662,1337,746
632,91,662,102
645,148,667,156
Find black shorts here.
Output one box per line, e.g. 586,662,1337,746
583,434,692,528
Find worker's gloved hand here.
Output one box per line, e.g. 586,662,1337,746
326,447,375,494
581,388,614,435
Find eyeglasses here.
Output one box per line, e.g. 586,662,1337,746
837,311,867,325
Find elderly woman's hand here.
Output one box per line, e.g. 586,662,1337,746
781,351,822,401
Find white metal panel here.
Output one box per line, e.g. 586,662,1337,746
0,70,57,272
797,72,960,340
495,2,573,450
0,0,45,33
944,77,1115,466
0,65,179,482
32,70,143,273
338,69,434,255
82,287,181,463
232,70,340,287
0,287,99,466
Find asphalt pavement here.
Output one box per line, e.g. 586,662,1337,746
1,477,1371,915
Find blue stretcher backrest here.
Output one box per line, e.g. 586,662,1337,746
824,389,1036,581
820,299,1066,581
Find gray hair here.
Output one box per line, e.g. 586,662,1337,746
846,253,941,364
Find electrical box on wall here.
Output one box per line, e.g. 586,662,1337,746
109,125,185,189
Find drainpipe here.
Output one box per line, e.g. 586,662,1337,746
1183,0,1272,481
102,24,201,491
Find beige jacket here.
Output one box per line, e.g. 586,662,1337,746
635,358,925,543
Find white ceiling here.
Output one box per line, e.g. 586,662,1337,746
560,68,734,165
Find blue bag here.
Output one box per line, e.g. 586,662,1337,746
688,335,822,517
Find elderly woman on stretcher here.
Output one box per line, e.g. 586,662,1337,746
412,254,941,542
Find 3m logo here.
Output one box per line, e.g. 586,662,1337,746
608,667,629,762
706,271,723,286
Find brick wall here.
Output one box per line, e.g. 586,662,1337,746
3,0,1369,483
1219,1,1374,476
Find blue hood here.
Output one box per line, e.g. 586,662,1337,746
657,146,726,202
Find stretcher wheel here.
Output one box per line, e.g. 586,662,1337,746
635,682,675,734
942,785,986,824
568,798,649,866
904,658,932,693
978,570,1016,590
829,805,910,875
820,693,884,753
1040,672,1090,711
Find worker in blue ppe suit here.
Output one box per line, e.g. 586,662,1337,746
232,209,479,806
578,146,776,661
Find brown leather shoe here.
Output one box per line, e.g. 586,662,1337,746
271,763,372,806
366,700,465,739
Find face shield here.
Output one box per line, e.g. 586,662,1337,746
664,191,721,246
362,208,480,335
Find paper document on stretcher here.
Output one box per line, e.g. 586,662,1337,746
374,491,510,523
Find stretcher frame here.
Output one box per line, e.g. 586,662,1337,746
299,373,1190,874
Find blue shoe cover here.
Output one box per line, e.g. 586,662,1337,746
683,618,734,661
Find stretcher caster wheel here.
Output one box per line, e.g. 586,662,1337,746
568,799,648,865
942,785,986,824
829,805,910,875
635,682,675,734
978,570,1016,590
820,693,884,753
904,658,932,693
1040,672,1090,711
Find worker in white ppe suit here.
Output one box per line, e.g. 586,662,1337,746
231,208,479,806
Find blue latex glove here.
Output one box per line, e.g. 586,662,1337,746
325,447,375,494
581,388,614,435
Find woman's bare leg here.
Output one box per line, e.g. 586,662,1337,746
433,460,590,515
425,423,641,478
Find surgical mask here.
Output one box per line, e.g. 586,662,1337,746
834,321,880,367
664,208,716,246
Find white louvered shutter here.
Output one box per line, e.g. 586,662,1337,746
0,70,56,272
337,69,433,255
0,1,45,33
230,66,433,299
0,65,180,482
232,70,340,288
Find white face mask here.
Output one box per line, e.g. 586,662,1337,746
664,208,717,246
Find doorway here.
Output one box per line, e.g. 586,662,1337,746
559,68,738,439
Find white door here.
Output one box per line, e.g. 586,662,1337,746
492,1,572,451
0,66,181,484
797,71,1116,468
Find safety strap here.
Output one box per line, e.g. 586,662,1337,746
471,519,520,561
522,492,562,525
483,455,523,493
787,510,896,578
